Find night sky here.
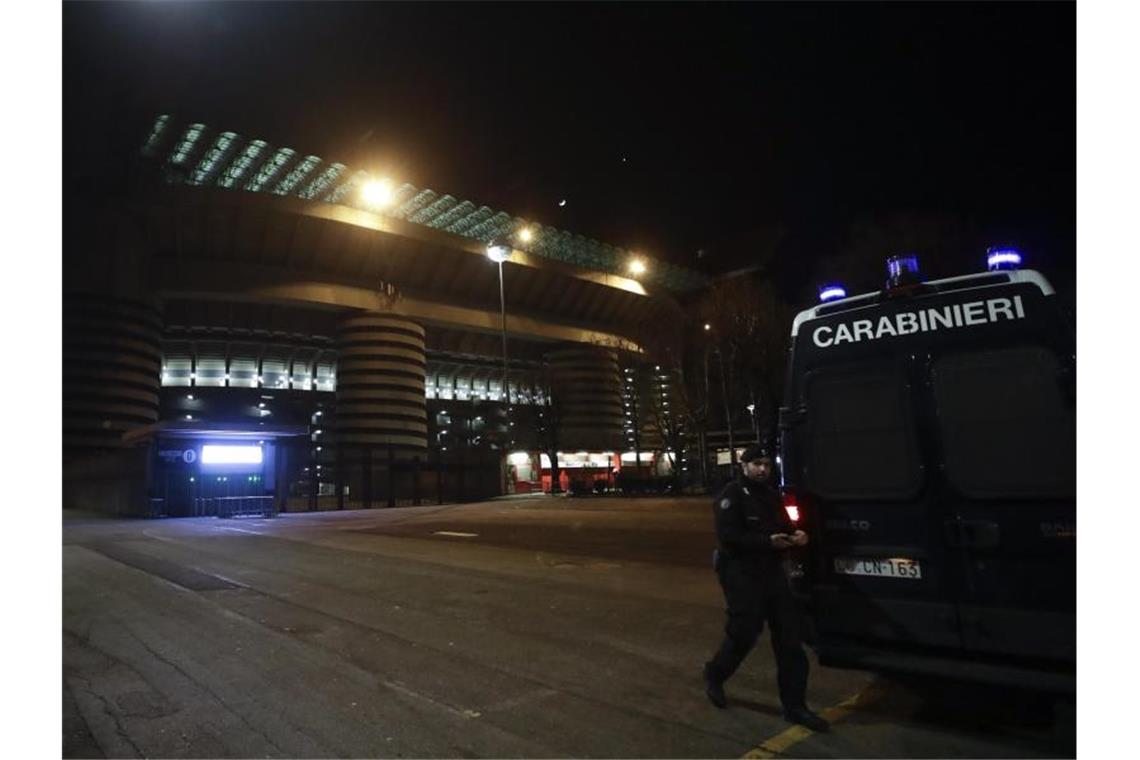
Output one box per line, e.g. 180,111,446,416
63,2,1075,300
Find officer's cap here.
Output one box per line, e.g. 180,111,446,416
741,445,772,463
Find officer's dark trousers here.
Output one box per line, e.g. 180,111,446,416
706,558,809,710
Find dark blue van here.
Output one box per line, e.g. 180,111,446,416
778,257,1075,691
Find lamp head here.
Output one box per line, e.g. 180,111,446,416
487,239,511,263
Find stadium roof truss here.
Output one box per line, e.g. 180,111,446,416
142,115,709,293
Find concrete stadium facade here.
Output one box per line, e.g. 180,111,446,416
64,115,712,516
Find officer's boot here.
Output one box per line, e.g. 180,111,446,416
703,663,727,709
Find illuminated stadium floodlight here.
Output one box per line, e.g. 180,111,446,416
201,444,264,465
361,178,395,208
145,116,718,293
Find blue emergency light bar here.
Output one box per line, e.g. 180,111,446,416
886,254,921,288
986,248,1023,271
818,284,847,303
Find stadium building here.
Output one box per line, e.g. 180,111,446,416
64,115,771,517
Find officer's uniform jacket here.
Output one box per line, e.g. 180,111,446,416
712,477,797,588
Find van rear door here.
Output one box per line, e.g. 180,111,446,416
930,344,1076,665
800,354,963,652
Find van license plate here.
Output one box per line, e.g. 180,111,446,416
834,557,922,579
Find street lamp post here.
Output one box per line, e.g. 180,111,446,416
746,402,759,442
486,238,512,435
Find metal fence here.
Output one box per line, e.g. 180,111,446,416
200,495,277,519
282,442,504,512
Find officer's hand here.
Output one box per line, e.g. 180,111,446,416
791,530,809,547
770,533,795,549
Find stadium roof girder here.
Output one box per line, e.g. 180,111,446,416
272,154,322,196
167,123,208,171
190,131,241,186
427,199,476,231
217,139,270,189
141,114,172,158
409,194,458,225
298,162,346,200
324,169,369,204
245,147,297,193
141,116,709,293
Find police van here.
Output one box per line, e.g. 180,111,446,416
777,250,1075,692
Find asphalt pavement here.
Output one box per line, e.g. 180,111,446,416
63,496,1075,758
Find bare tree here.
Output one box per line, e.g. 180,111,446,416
630,310,716,490
620,276,794,490
738,280,796,442
698,278,754,466
698,276,796,454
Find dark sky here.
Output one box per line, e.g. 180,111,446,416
63,2,1075,296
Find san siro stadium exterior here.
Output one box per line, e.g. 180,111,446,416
64,114,723,517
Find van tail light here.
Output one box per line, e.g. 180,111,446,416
781,489,801,523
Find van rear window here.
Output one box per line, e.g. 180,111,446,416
803,362,923,500
932,347,1075,499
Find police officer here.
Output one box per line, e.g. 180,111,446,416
702,445,829,732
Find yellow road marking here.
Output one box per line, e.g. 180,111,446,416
741,679,890,758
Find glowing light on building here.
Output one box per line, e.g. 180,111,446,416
201,445,263,465
362,178,395,208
